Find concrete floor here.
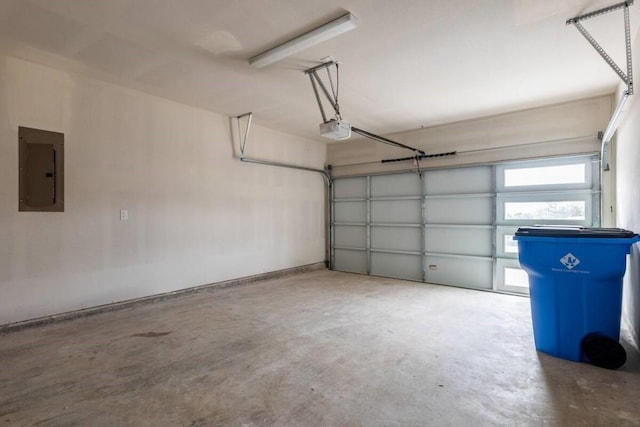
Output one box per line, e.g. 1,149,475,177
1,270,640,426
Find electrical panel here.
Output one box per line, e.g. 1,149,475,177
19,126,64,212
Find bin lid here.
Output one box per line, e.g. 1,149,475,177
515,226,638,238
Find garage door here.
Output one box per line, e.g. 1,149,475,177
331,155,600,295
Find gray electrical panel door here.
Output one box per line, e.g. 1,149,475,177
19,127,64,212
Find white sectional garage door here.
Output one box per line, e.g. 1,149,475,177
331,155,600,295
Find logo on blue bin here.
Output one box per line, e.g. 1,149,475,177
560,253,581,270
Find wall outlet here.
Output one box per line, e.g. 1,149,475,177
120,209,128,221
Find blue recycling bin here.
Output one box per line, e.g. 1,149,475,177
514,226,639,362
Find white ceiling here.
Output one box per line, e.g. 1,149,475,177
0,0,637,141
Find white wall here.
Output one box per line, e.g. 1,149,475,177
617,101,640,345
0,55,326,325
614,26,640,346
328,96,611,177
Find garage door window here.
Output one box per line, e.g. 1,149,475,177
504,200,586,221
495,155,599,293
503,163,586,187
504,234,518,254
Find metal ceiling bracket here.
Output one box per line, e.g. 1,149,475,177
234,112,253,157
567,0,633,93
305,61,341,122
231,112,331,184
309,73,328,123
567,0,634,170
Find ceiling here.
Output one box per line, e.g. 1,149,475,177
0,0,637,142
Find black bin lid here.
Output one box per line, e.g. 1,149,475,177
515,226,638,238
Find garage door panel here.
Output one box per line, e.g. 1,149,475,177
371,200,422,224
371,226,421,252
334,249,367,274
425,197,492,224
332,156,597,296
334,201,366,223
371,252,422,281
371,174,421,197
334,225,366,248
425,256,492,290
425,166,492,195
334,177,366,198
425,227,492,256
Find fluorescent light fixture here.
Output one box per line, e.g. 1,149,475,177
249,12,358,68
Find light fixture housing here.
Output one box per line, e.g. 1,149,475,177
249,12,358,68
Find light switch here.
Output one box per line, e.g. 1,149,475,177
120,209,128,221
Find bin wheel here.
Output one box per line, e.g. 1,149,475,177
581,333,626,370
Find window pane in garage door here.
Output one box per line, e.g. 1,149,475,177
497,191,593,226
505,268,529,289
498,157,593,191
496,259,529,295
504,200,586,221
504,163,585,187
496,226,519,258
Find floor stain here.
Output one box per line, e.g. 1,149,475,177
130,331,172,338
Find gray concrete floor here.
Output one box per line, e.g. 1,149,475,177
1,270,640,426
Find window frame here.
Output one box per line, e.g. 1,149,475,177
496,258,530,295
496,190,594,226
496,156,596,193
494,154,599,294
